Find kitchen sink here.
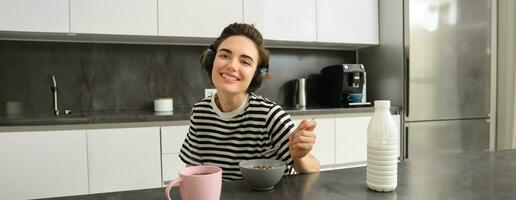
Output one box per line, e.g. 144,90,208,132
0,112,91,126
52,113,88,119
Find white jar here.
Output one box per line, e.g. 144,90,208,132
154,98,173,112
6,101,23,116
366,100,398,192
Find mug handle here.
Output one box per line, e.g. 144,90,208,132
165,177,182,200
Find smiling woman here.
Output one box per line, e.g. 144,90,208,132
176,23,320,181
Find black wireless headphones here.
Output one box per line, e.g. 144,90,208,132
201,44,269,92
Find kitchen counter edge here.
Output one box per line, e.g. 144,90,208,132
0,107,400,128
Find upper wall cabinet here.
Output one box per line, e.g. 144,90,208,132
70,0,157,35
159,0,243,38
316,0,379,45
243,0,316,42
0,0,69,33
0,0,379,48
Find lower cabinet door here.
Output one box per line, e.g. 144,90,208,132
162,153,185,186
335,116,372,165
311,140,335,166
161,125,189,154
161,125,188,186
0,130,88,200
87,127,161,193
291,117,335,166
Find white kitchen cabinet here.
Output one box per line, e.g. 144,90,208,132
316,0,379,44
162,153,184,185
292,117,335,166
161,125,189,154
86,127,161,193
0,130,88,200
335,115,372,165
0,0,69,33
243,0,316,42
70,0,157,35
335,114,401,166
161,125,189,184
158,0,242,38
0,0,379,48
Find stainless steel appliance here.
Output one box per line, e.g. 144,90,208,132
403,0,491,159
316,64,370,107
293,78,307,109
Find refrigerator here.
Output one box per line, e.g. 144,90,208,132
403,0,491,160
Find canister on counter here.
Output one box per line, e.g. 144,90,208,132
154,97,173,113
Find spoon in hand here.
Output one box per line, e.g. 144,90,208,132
258,117,316,156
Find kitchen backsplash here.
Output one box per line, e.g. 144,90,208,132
0,40,355,116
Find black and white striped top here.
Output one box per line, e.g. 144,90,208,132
179,93,295,180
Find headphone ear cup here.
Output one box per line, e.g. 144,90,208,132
201,47,216,73
255,67,267,82
249,66,269,92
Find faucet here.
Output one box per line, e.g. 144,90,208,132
51,75,59,115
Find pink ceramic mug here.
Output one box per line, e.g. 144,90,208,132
165,165,222,200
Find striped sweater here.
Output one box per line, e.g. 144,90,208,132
179,93,295,180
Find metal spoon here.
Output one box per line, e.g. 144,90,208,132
258,147,278,156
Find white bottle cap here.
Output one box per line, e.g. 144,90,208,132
374,100,391,108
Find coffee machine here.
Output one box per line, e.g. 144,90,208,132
315,64,370,107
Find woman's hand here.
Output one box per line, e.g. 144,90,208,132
288,119,317,160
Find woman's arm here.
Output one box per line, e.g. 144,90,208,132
265,106,320,173
289,119,320,173
293,153,320,173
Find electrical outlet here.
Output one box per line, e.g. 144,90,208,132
205,88,217,98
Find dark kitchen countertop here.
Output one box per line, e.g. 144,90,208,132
0,106,399,126
42,149,516,200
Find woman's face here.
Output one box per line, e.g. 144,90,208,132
211,35,259,96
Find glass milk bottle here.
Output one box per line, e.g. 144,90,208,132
366,100,398,192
